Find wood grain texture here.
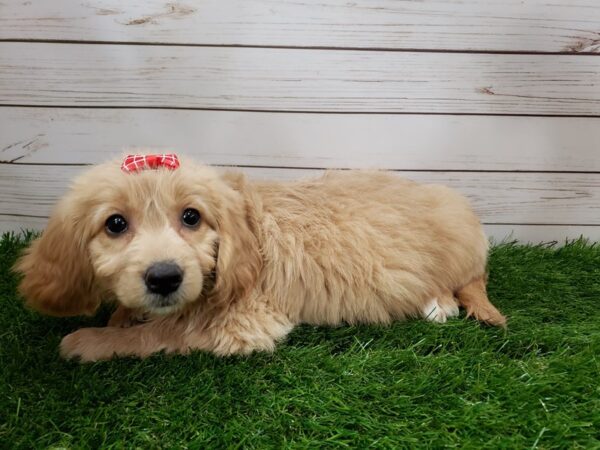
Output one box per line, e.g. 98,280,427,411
484,225,599,244
2,216,593,244
0,215,47,235
2,164,600,226
2,107,600,171
2,43,600,115
1,0,599,53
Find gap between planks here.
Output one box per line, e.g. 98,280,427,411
1,39,600,56
2,104,600,119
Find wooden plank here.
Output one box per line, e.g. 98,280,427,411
2,107,600,171
0,215,46,235
2,215,595,244
485,225,599,244
1,0,599,53
2,43,600,115
2,164,600,226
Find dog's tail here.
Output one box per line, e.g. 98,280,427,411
455,276,506,328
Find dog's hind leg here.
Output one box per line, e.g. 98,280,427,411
420,291,459,323
455,276,506,328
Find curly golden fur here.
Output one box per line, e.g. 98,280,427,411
14,158,505,362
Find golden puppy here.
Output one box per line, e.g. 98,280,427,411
15,155,505,362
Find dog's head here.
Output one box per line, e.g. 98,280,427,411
14,158,261,316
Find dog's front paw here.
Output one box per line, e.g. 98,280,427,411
60,328,113,362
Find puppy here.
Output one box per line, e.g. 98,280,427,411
15,154,505,362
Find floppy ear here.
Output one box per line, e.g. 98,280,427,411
209,173,262,306
13,198,101,317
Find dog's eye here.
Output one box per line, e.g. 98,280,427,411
105,214,128,235
182,208,201,228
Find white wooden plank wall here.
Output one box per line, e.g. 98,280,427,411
1,0,599,242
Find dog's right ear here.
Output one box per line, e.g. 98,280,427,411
207,172,262,307
13,199,100,317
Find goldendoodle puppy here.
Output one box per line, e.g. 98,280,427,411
15,155,505,362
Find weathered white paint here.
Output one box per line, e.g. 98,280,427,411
0,215,48,235
2,43,600,114
1,0,599,53
484,225,597,244
2,108,600,171
2,164,600,226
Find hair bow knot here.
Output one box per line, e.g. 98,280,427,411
121,154,180,173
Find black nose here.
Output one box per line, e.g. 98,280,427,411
144,262,183,296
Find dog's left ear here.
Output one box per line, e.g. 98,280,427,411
209,172,262,306
13,196,101,317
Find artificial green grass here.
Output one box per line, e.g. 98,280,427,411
0,233,599,449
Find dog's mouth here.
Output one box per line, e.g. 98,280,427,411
142,275,208,315
144,292,185,315
151,293,178,308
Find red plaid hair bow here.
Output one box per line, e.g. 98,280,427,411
121,154,180,173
